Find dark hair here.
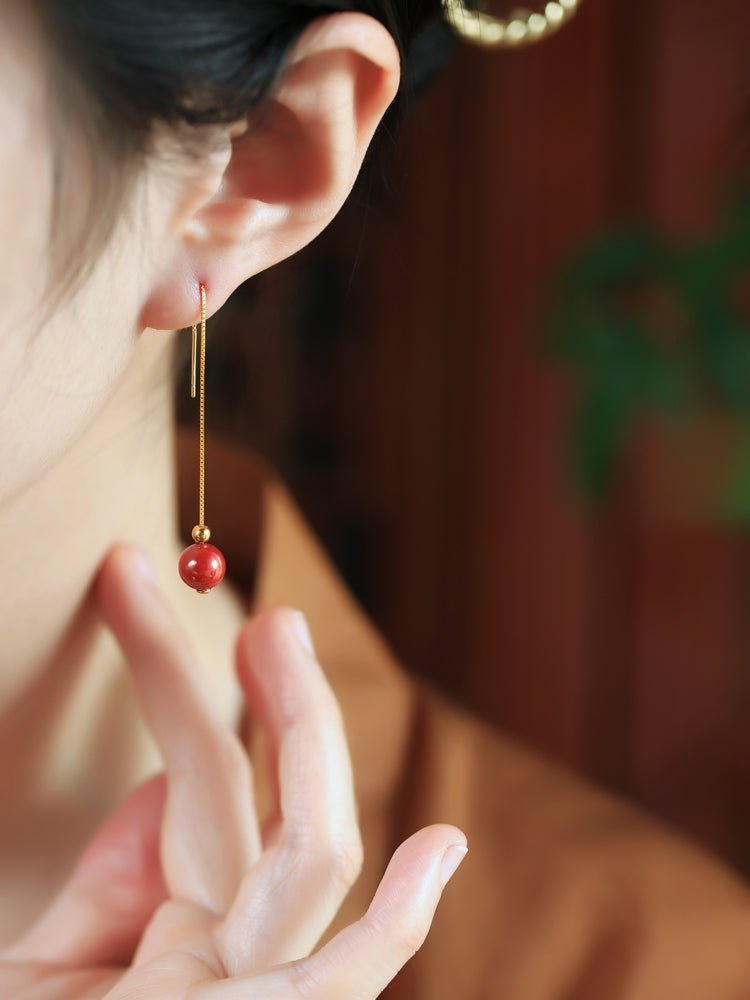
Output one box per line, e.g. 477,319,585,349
35,0,456,302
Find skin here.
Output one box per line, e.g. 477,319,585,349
0,4,467,997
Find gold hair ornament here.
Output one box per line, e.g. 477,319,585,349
441,0,583,49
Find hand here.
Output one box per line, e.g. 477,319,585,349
0,543,468,998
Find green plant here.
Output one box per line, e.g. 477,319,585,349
545,186,750,518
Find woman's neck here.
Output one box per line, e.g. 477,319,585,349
0,328,249,763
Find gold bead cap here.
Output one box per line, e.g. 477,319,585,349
192,524,211,543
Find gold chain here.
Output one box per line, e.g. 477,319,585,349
190,284,207,529
441,0,583,49
199,284,206,528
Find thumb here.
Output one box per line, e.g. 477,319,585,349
3,772,168,968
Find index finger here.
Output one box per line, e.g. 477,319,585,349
93,542,262,914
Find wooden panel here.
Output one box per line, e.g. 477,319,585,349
624,0,750,864
337,0,615,768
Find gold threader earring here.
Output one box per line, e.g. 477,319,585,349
178,282,227,594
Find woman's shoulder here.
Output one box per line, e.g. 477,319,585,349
390,677,750,997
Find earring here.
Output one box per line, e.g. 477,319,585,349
178,282,227,594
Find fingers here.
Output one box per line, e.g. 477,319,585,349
192,824,468,999
215,607,363,975
1,773,168,968
0,965,119,998
93,543,262,914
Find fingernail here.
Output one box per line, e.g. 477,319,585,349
439,842,468,889
289,610,315,657
134,547,157,587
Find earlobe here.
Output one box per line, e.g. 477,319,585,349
140,11,401,332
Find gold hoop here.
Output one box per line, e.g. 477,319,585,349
441,0,583,49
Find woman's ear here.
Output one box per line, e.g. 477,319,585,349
140,11,401,331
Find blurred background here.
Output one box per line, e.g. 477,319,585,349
177,0,750,876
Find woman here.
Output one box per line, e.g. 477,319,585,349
3,2,750,998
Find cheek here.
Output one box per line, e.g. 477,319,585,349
0,12,54,355
0,22,71,502
0,11,181,506
0,104,139,503
0,211,150,505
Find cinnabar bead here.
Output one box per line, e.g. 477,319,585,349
178,542,226,593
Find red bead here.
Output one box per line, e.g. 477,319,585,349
178,542,226,593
